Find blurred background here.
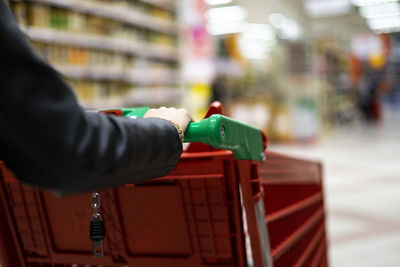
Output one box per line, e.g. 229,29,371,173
5,0,400,265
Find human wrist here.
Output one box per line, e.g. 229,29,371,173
167,120,184,143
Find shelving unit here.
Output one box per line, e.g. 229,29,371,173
53,65,178,84
140,0,175,12
23,27,179,60
79,87,180,108
10,0,181,108
26,0,178,34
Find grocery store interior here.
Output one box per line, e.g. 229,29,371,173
4,0,400,266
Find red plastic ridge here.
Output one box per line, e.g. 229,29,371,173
294,224,325,267
266,192,323,223
271,208,324,261
310,236,327,267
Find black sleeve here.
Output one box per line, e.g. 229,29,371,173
0,1,182,195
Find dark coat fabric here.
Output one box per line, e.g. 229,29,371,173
0,0,182,195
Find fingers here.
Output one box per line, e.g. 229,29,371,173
143,107,193,133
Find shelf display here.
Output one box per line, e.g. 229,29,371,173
10,0,180,108
313,39,357,127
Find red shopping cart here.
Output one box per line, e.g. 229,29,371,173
0,102,328,267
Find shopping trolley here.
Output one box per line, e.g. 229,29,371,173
0,102,328,267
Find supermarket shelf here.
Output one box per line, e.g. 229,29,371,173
80,87,181,108
56,65,123,80
55,65,178,85
79,96,125,109
23,27,179,61
139,0,176,12
125,69,178,85
28,0,178,35
124,87,182,105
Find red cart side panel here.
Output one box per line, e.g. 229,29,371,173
0,151,247,267
259,151,328,267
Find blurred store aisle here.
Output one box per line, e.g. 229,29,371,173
270,108,400,267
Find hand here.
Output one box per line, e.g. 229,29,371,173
144,107,193,133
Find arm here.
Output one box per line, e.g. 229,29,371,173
0,1,182,195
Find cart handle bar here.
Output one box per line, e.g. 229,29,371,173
101,107,265,162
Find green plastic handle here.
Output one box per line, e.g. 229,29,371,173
102,107,264,162
184,114,264,162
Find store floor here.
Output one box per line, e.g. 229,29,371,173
270,109,400,267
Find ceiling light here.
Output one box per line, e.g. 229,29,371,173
239,24,276,59
304,0,351,18
359,2,400,18
205,6,247,23
206,21,245,35
269,13,302,40
205,0,233,6
279,19,301,40
367,15,400,30
351,0,398,7
269,13,285,28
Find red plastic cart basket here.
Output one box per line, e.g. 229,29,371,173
0,103,328,267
